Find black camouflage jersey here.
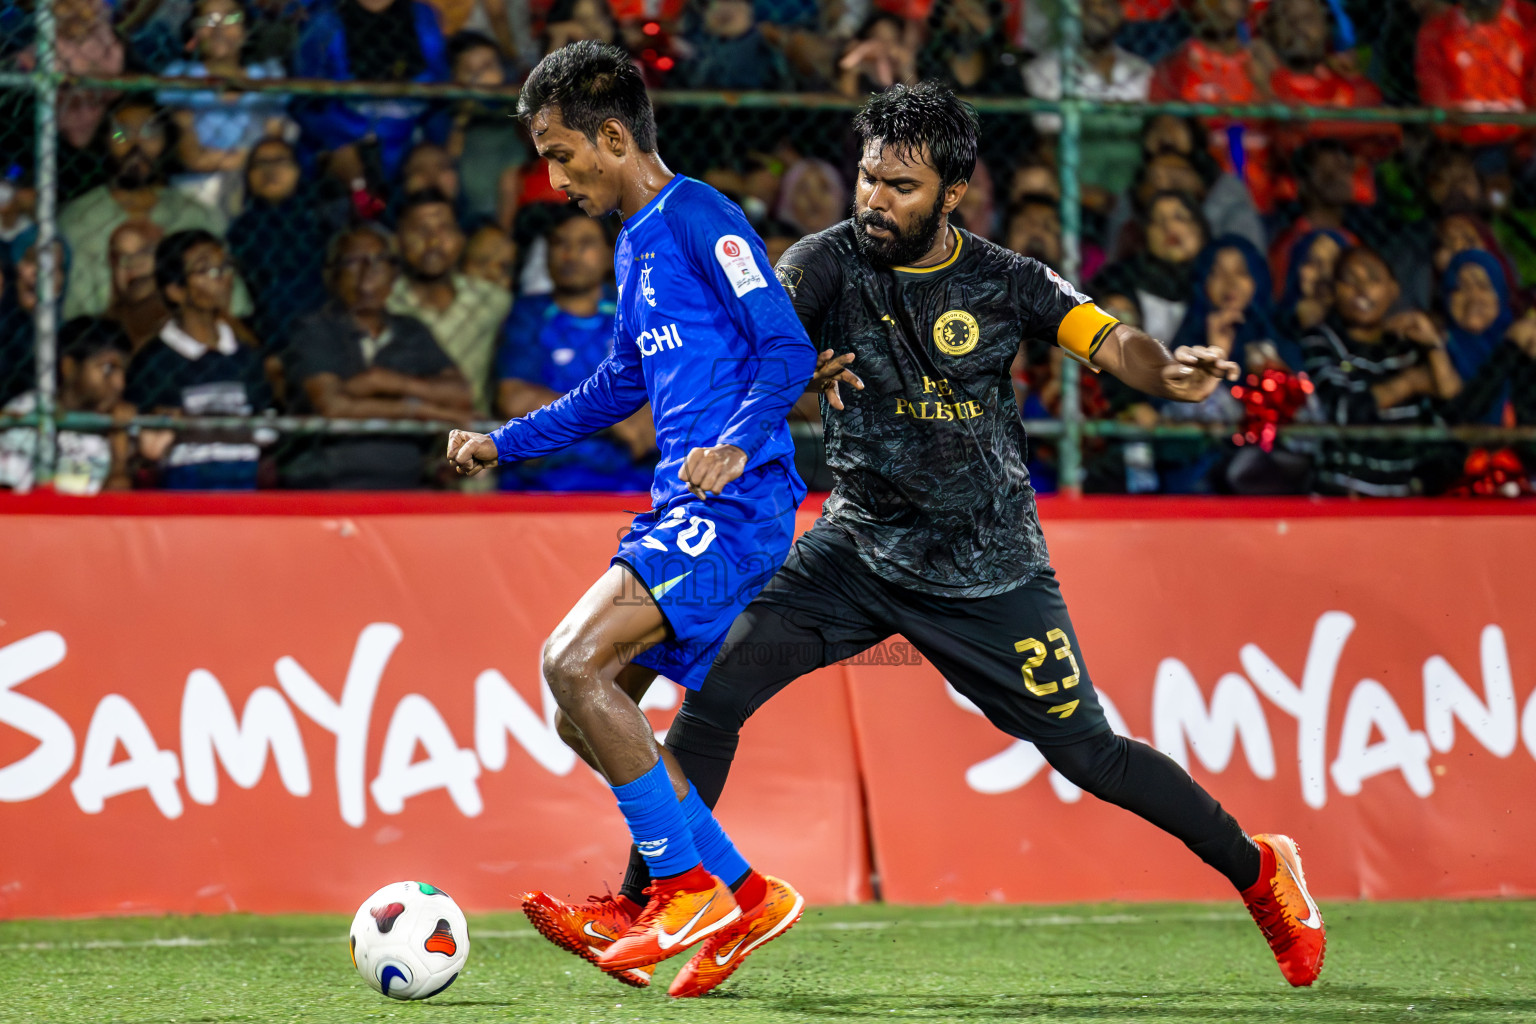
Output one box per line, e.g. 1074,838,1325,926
775,219,1114,598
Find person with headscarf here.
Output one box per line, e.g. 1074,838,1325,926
1440,249,1515,426
772,158,848,237
1175,234,1300,371
291,0,450,187
0,226,71,408
1091,189,1207,344
1274,227,1348,340
1146,234,1279,491
228,137,335,353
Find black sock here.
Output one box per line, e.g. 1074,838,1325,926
1039,731,1263,891
618,715,743,905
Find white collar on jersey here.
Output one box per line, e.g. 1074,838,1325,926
159,318,240,360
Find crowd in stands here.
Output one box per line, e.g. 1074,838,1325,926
0,0,1535,497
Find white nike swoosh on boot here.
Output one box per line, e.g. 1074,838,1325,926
657,895,717,951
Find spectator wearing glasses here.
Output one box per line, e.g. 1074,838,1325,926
104,219,170,351
158,0,291,217
385,187,510,414
284,223,472,489
58,95,254,323
126,229,270,489
0,316,136,495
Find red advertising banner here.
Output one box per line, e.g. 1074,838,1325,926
0,502,870,918
2,495,1534,918
849,511,1536,904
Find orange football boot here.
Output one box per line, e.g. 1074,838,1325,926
668,874,805,998
597,866,741,972
520,891,655,989
1241,834,1327,986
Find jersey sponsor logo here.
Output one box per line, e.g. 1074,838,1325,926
774,264,803,298
715,234,768,297
893,374,985,421
933,309,981,356
636,322,683,357
640,263,658,307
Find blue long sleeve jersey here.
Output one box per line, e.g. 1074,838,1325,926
490,176,817,505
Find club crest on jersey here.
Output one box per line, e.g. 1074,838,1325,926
933,309,981,356
640,263,657,307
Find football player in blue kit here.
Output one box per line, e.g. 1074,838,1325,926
445,41,818,994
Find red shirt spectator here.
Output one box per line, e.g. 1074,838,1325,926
873,0,937,19
1151,0,1274,210
1416,0,1536,147
1261,0,1396,203
1126,0,1177,17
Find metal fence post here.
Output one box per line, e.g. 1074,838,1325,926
32,0,60,487
1056,0,1084,497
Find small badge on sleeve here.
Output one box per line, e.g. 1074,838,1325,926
715,234,768,297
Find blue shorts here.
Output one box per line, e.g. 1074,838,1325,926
612,459,805,690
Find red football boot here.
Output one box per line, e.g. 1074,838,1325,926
1241,834,1327,986
520,890,655,988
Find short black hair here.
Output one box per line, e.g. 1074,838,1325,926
154,228,222,297
853,82,978,190
517,40,657,153
447,29,501,67
1292,137,1352,180
1009,193,1060,218
1336,244,1397,285
397,186,459,226
323,222,398,289
58,316,130,367
545,202,618,245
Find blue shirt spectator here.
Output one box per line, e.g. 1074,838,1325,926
494,210,653,492
291,0,448,183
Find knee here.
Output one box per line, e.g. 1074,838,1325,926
666,698,746,761
553,709,584,752
541,637,593,710
1040,729,1126,794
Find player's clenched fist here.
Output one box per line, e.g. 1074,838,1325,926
679,443,746,500
447,430,499,477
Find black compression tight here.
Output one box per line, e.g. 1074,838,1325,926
621,711,1261,903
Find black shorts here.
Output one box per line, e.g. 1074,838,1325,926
696,518,1112,744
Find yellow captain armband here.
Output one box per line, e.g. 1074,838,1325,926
1057,302,1121,371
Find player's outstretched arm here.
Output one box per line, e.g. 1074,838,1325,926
1091,323,1239,403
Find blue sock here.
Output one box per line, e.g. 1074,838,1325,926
610,760,700,880
681,783,750,887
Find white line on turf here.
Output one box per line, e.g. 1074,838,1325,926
0,911,1247,952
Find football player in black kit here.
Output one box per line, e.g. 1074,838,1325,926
523,82,1327,995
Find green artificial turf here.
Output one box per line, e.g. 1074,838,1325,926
1,901,1532,1023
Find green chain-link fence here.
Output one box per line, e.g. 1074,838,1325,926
2,0,1535,496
